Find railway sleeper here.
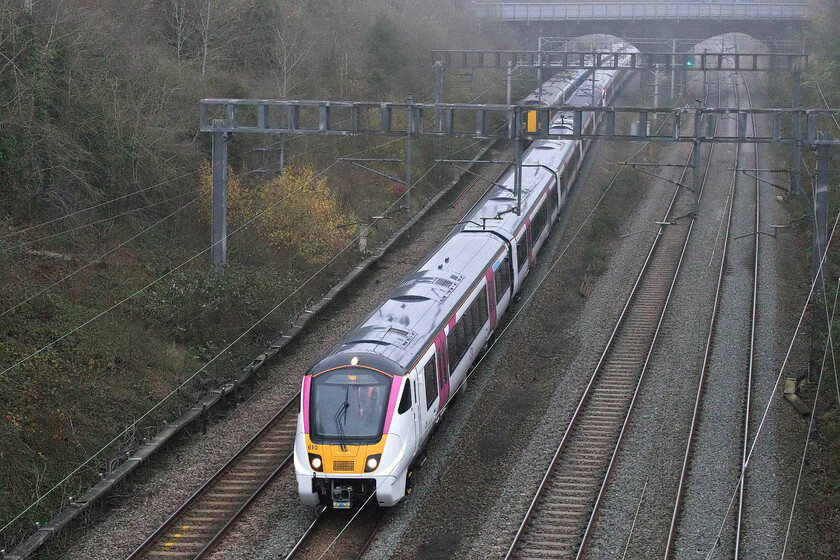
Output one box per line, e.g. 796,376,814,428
515,550,578,560
564,459,606,470
592,384,633,392
520,537,581,548
146,551,206,557
563,441,611,453
522,530,583,541
540,494,593,505
157,528,219,538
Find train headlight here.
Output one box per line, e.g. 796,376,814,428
308,453,323,472
364,454,382,472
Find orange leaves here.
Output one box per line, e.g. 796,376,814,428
198,163,356,265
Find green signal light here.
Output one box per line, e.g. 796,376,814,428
686,60,693,67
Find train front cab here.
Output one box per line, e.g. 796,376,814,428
295,355,417,508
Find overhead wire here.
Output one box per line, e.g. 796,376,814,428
1,190,198,254
0,170,199,241
1,135,311,314
812,79,840,133
0,195,203,317
1,135,319,316
0,161,338,380
780,273,839,558
704,205,840,559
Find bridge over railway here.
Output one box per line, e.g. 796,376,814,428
474,2,809,44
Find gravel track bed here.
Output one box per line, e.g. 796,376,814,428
739,68,809,559
586,43,810,559
57,144,511,560
577,66,735,559
669,71,757,559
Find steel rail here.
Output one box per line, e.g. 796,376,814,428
576,64,729,560
736,68,760,560
353,509,388,560
127,394,300,560
663,67,744,559
505,74,718,559
283,500,384,560
504,159,680,560
282,507,327,560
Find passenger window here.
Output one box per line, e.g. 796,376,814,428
495,257,511,302
447,327,456,371
448,317,468,372
424,360,438,409
467,304,478,338
398,381,412,414
477,286,488,325
532,204,547,238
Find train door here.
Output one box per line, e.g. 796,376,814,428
434,331,450,412
393,374,418,462
484,268,497,331
514,228,528,292
416,349,438,442
525,220,533,266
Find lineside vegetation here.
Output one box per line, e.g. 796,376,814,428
0,0,519,546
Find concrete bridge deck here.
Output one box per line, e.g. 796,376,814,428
475,2,807,22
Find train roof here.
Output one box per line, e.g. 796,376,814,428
461,139,573,239
317,231,505,373
520,68,589,107
306,43,639,378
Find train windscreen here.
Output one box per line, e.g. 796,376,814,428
310,368,391,443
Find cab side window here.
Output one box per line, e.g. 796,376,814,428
398,380,412,414
423,360,438,410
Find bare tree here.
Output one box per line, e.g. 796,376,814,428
197,0,211,75
170,0,188,65
268,11,307,98
195,0,241,76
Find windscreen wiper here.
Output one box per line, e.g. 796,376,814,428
334,399,349,452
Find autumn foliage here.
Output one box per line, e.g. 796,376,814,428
199,163,356,265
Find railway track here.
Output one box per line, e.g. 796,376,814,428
284,499,384,560
664,64,762,559
127,396,299,560
506,68,724,560
737,71,760,560
506,162,697,560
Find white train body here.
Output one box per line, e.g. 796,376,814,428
294,43,638,509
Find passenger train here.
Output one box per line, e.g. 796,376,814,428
294,43,639,509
